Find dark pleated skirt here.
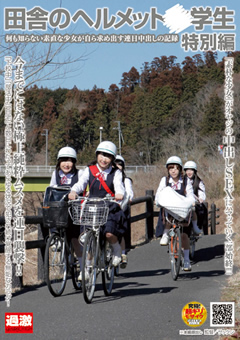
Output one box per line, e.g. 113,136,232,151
155,208,192,237
102,202,128,238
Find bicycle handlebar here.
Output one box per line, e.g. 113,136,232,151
60,193,70,202
68,195,116,226
69,194,118,205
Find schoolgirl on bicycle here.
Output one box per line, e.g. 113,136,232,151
155,156,195,271
50,146,84,276
183,161,206,235
68,141,127,272
50,146,84,187
115,154,134,269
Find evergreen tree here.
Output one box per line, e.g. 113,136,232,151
124,85,178,163
49,107,86,163
200,94,225,136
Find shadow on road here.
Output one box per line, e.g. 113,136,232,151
113,283,177,297
87,285,178,304
177,269,225,282
0,281,46,301
119,268,170,279
0,278,81,301
192,243,224,263
0,240,225,303
79,268,177,304
175,243,225,281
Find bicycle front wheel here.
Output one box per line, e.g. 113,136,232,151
102,241,114,296
170,227,182,281
82,230,98,304
44,233,67,297
114,265,120,277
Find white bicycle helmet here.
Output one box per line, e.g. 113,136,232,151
96,141,117,158
115,155,125,164
166,156,182,168
184,161,197,171
57,147,77,160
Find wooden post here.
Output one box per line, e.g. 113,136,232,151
202,202,208,235
211,203,216,235
38,208,48,282
145,190,154,240
125,205,132,251
12,266,23,289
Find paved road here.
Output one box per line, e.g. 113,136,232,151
0,234,226,340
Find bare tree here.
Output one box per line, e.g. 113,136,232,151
0,31,89,90
0,2,93,115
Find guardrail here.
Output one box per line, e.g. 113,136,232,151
0,165,157,174
0,194,154,252
0,191,219,290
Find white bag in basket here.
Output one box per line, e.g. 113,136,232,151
156,186,194,220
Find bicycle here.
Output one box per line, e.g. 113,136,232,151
42,186,81,297
162,206,192,281
69,195,117,304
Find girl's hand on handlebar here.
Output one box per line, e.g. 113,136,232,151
68,191,78,200
115,193,123,201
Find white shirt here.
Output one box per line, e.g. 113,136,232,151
50,169,84,186
190,179,206,202
71,164,125,196
155,175,194,204
124,177,134,200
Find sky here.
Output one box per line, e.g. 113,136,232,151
1,0,239,91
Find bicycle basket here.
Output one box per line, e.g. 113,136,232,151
42,186,70,229
164,206,192,221
43,186,70,204
42,201,69,228
70,200,109,226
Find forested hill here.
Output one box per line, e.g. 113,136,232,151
1,51,240,165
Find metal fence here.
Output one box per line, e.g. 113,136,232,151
0,165,157,174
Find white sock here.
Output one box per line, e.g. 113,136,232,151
192,220,201,234
163,229,169,235
112,242,121,255
184,249,190,261
192,220,197,228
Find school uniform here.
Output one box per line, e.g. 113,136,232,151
189,177,207,228
189,178,206,202
50,169,84,241
71,164,127,238
155,175,194,237
122,177,134,251
124,177,134,201
50,169,83,187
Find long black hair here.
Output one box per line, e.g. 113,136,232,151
184,172,203,196
114,159,133,184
